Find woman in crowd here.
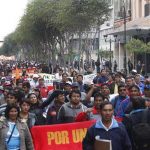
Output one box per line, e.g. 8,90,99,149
0,104,34,150
28,93,45,125
33,88,43,103
19,99,37,129
71,70,78,82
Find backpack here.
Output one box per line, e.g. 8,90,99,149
130,110,150,150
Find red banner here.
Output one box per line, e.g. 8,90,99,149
12,67,36,77
31,121,95,150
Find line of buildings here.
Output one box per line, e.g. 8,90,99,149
71,0,150,73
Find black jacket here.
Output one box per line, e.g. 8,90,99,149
123,109,150,150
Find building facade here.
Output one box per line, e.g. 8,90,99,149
71,0,115,70
70,0,150,73
111,0,150,72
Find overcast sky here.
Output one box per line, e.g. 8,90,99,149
0,0,28,41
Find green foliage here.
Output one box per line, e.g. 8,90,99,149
56,0,110,33
0,33,19,56
1,0,110,63
97,49,113,58
125,38,150,53
147,42,150,52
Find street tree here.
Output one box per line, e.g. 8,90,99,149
126,38,150,53
1,0,110,71
0,33,18,56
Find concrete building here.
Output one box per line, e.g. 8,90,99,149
70,0,150,73
110,0,150,72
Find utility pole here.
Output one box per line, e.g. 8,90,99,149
122,0,127,74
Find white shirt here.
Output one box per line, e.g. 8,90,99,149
30,80,39,89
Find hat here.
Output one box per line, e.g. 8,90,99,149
33,74,39,78
1,77,6,81
131,69,137,73
64,81,72,86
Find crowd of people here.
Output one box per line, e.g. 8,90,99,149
0,60,150,150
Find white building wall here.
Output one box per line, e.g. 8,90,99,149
132,0,149,20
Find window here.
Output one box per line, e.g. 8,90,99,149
114,0,131,20
145,3,150,17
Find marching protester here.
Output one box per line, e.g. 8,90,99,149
22,82,31,98
134,74,145,94
0,104,34,150
75,74,85,92
75,93,104,121
143,80,150,98
29,74,39,89
0,86,4,105
32,88,43,103
71,82,87,101
16,79,23,89
122,97,150,150
106,73,114,85
57,90,87,123
0,90,19,116
46,90,65,124
28,93,45,125
41,82,74,109
111,84,128,120
116,85,141,118
109,73,124,94
60,73,69,89
0,60,150,150
93,71,101,84
36,78,48,99
19,99,37,129
82,101,132,150
0,86,12,105
97,69,108,84
100,83,111,101
70,70,78,82
125,76,135,90
55,68,63,80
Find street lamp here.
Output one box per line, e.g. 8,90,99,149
103,34,117,71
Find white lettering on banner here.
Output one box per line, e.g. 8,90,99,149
38,73,56,86
83,74,96,83
38,73,96,86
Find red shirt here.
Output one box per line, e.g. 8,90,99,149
40,87,48,98
37,85,49,98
